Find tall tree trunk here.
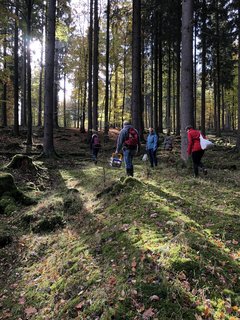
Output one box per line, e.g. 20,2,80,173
158,14,163,133
132,0,142,133
166,40,171,133
176,2,181,136
201,0,206,135
38,26,44,127
180,0,194,161
43,0,57,156
153,14,158,130
2,30,7,127
88,0,93,137
53,43,59,128
63,72,66,127
104,0,110,138
237,5,240,150
92,0,99,131
14,1,19,135
122,36,127,128
26,0,33,145
215,0,221,136
21,34,27,126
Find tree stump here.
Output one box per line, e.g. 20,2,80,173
6,154,37,171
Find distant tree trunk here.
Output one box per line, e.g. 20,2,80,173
158,15,163,133
193,15,197,128
215,1,221,137
180,0,194,161
237,6,240,150
153,14,158,130
53,43,59,128
26,0,33,145
21,34,27,127
88,0,93,137
122,36,127,127
38,28,44,127
201,0,206,135
43,0,57,157
176,2,181,136
14,1,19,135
2,31,7,127
92,0,99,131
166,40,171,133
132,0,142,133
63,72,66,127
104,0,110,138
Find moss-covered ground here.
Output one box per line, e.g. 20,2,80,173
0,129,239,319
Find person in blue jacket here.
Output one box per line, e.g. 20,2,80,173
146,127,159,167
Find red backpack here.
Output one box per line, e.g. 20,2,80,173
124,127,139,148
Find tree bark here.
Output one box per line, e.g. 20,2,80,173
14,1,19,135
93,0,99,131
180,0,194,161
132,0,142,133
43,0,57,157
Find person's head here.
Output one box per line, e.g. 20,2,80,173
148,127,154,134
123,120,131,127
185,125,193,132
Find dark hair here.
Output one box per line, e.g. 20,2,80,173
185,125,193,131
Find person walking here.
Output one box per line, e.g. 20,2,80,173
115,120,140,177
186,125,207,177
146,127,159,168
90,130,101,164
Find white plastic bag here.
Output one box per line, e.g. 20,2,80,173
142,153,148,161
200,134,214,150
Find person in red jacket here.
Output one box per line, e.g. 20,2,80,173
186,125,207,177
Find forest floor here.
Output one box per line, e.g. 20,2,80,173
0,127,240,320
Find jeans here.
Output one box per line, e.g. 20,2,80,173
123,148,135,170
148,149,157,167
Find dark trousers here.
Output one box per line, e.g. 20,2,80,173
148,149,157,167
92,147,100,161
192,150,205,176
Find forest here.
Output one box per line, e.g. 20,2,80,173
0,0,240,319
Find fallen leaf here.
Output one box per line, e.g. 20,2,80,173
18,297,25,305
25,306,37,316
108,276,117,286
150,295,160,301
143,307,155,319
75,302,84,310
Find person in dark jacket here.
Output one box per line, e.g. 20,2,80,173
115,120,140,176
186,125,207,177
146,127,159,167
90,131,101,164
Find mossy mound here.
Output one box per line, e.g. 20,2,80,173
0,173,35,215
0,234,13,248
22,195,67,233
63,189,83,215
0,226,13,248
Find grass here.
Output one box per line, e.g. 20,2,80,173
0,142,240,319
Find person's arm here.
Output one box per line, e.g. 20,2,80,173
153,134,158,151
116,130,124,153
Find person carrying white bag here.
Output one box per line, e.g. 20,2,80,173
185,125,211,177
